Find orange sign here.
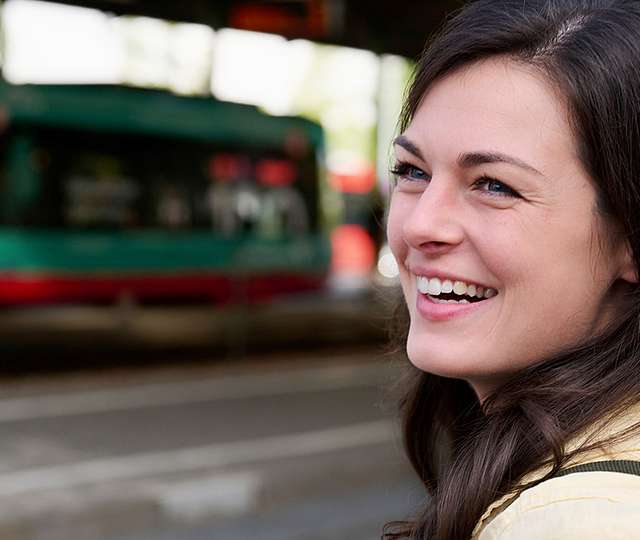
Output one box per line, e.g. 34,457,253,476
229,0,331,39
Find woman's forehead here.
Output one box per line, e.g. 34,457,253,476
402,58,577,171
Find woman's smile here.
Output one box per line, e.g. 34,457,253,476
412,273,498,321
415,271,498,322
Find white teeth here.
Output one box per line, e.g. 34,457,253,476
427,277,442,295
417,276,430,294
484,288,497,298
432,297,470,305
416,275,498,300
453,281,467,295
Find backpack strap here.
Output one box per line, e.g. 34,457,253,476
554,460,640,478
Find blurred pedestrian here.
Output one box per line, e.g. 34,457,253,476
384,1,640,538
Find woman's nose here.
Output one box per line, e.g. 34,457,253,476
401,180,465,254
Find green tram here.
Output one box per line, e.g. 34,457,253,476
0,82,330,305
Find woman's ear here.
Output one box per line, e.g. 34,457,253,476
619,242,638,283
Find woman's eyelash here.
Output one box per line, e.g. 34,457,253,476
389,161,429,181
472,175,521,198
389,162,521,199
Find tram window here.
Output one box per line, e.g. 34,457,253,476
63,154,140,229
0,126,318,237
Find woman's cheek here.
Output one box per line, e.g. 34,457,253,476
386,195,410,260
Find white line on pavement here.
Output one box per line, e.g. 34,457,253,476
150,471,264,519
0,359,395,422
0,419,396,497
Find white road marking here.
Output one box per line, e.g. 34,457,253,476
151,472,264,520
0,420,395,497
0,359,395,422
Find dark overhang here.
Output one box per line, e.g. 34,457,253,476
44,0,463,58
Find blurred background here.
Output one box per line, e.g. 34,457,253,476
0,1,460,538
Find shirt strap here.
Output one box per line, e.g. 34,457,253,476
554,460,640,478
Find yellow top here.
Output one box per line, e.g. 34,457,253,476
472,403,640,539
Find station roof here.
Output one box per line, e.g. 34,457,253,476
0,82,323,148
46,0,463,58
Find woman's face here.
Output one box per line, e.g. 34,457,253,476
387,57,634,399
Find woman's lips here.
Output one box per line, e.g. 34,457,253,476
416,291,494,321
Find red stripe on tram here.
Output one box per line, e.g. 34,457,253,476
0,273,325,305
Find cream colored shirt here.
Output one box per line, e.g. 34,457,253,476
472,405,640,539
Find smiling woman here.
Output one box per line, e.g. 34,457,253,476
383,1,640,539
389,55,635,399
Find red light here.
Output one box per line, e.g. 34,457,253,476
329,165,376,194
331,224,376,276
256,159,297,187
208,154,250,182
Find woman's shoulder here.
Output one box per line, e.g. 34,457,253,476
474,406,640,538
475,467,640,539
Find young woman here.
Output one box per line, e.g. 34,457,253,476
384,1,640,538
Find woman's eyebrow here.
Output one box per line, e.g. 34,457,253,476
393,135,544,178
458,151,546,177
394,135,546,178
393,135,424,160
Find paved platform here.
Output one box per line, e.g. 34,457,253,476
0,285,400,363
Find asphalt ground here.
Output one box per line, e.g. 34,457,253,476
0,347,420,540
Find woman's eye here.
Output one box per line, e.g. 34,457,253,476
473,176,521,198
389,162,430,184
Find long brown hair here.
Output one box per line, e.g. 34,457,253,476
384,1,640,538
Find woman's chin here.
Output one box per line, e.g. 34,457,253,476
406,336,494,382
407,342,466,379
